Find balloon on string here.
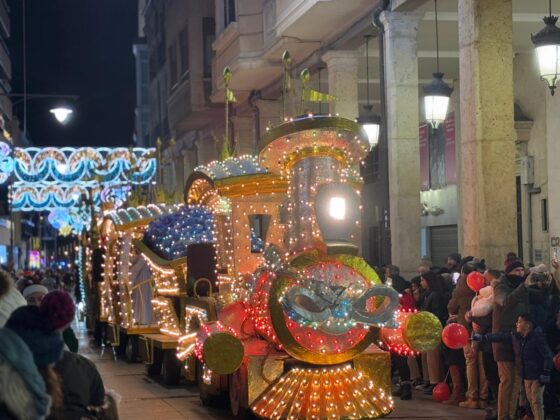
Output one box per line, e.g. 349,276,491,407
433,382,450,402
442,323,469,349
554,353,560,372
467,271,486,293
402,311,442,352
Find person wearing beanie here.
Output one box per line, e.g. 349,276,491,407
5,290,76,417
22,283,49,306
0,328,52,420
0,269,26,327
493,260,541,420
22,288,79,353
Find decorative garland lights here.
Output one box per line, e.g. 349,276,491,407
151,297,182,338
194,155,268,180
0,145,156,185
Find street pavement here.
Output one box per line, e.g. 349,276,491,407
78,325,486,420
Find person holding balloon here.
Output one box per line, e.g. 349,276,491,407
493,260,541,420
447,262,488,409
467,270,501,420
473,314,552,420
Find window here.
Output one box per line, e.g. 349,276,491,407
168,42,178,89
249,214,270,253
542,198,548,232
202,18,215,78
179,26,189,78
224,0,236,26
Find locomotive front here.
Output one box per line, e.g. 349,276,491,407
248,115,400,419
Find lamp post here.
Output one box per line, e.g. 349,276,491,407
423,0,453,128
532,0,560,95
357,34,381,149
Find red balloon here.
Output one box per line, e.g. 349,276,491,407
442,323,469,349
554,353,560,372
433,382,450,402
467,271,486,293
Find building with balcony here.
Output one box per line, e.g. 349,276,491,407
142,0,560,275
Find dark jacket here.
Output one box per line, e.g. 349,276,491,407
448,275,475,329
528,285,552,328
55,351,105,420
484,327,553,380
390,275,410,294
492,275,532,362
421,289,448,325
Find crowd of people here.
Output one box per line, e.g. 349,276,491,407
0,265,117,420
384,253,560,420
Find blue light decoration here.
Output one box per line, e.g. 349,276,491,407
143,205,215,260
3,146,156,185
12,183,102,212
0,142,156,225
47,207,90,235
0,141,13,184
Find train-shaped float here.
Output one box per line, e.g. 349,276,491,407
94,115,442,419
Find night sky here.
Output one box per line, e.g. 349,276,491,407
8,0,138,147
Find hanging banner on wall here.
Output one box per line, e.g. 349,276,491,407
419,124,430,191
444,113,456,184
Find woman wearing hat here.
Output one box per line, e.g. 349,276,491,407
0,291,74,419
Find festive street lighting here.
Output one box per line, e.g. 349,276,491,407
532,0,560,95
423,0,453,128
357,34,381,149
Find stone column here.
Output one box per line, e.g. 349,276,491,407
458,0,517,267
546,86,560,263
321,51,359,119
380,10,423,277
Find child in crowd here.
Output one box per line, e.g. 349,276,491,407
473,314,553,420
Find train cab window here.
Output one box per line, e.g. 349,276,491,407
249,214,270,253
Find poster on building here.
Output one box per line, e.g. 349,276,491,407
419,124,429,190
444,113,456,184
429,125,446,189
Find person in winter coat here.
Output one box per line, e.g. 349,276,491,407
447,252,462,276
0,328,53,420
22,286,79,353
493,260,544,420
384,265,410,295
468,282,500,419
449,262,487,409
54,351,106,419
419,271,447,393
0,269,26,328
3,292,73,419
474,314,553,420
544,309,560,419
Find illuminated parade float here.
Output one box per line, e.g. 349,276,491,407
0,67,443,420
129,114,442,418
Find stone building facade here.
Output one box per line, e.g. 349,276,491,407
140,0,560,275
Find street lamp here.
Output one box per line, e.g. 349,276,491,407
423,0,453,128
532,0,560,96
49,106,74,124
357,34,381,149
